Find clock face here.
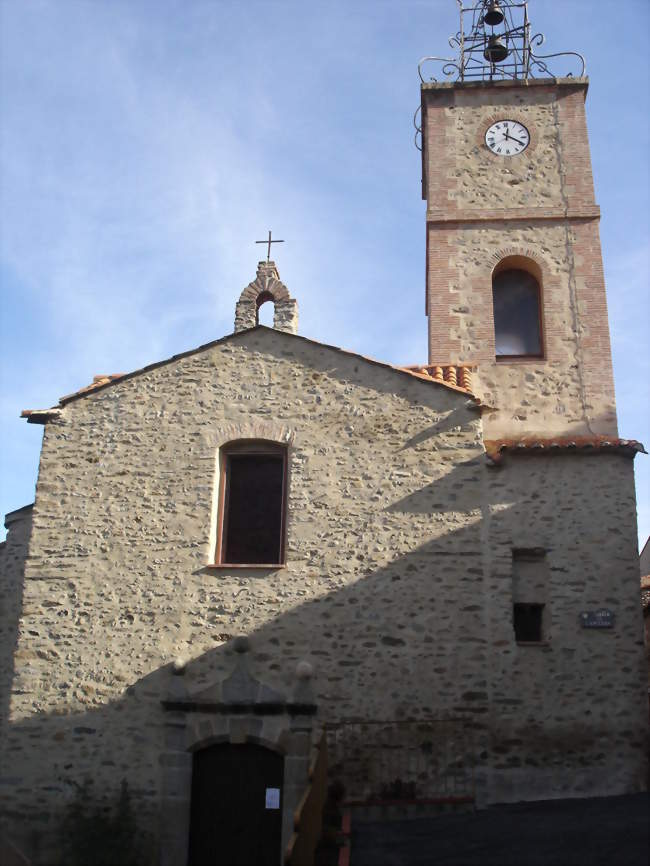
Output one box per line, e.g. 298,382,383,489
485,120,530,156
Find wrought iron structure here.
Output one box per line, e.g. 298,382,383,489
419,0,585,84
414,0,585,150
326,718,475,804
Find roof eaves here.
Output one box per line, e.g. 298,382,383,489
485,436,647,464
20,408,62,425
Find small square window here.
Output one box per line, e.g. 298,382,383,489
513,603,544,643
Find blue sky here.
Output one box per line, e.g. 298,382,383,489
1,0,648,546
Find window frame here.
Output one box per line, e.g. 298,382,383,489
213,440,288,568
492,257,545,362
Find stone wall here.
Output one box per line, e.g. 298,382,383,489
422,80,596,217
481,452,647,801
1,328,646,862
1,329,484,861
0,505,32,750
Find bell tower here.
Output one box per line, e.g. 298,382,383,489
418,0,617,439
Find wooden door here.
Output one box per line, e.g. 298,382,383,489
187,742,284,866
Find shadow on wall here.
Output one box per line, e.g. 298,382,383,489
0,506,32,751
1,449,645,863
397,406,476,451
1,528,485,863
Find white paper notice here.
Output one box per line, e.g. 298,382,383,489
265,787,280,809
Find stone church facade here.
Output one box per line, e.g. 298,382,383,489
1,70,647,866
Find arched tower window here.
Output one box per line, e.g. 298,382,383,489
492,260,543,359
215,440,287,566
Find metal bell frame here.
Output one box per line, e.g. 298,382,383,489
414,0,586,150
417,0,585,85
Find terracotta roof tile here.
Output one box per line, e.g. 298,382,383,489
58,374,126,403
485,436,646,463
400,364,474,393
22,375,126,423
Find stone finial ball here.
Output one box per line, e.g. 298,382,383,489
233,635,250,654
172,657,186,674
296,661,313,680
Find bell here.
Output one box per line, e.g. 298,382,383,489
484,34,509,63
484,1,505,27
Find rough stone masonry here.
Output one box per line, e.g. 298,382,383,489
1,322,646,863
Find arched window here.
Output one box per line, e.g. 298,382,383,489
215,441,287,566
492,265,543,359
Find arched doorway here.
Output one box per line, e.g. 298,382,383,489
187,742,284,866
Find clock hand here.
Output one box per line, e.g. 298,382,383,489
504,131,526,146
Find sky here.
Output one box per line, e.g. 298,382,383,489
1,0,648,547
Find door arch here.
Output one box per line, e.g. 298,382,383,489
187,742,284,866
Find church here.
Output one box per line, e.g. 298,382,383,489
1,2,647,864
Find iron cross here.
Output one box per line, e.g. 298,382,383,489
255,230,284,262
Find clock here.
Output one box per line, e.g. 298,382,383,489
485,120,530,156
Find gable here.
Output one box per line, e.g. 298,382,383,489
37,327,480,461
22,326,477,423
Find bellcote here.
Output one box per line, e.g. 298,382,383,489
234,261,298,335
